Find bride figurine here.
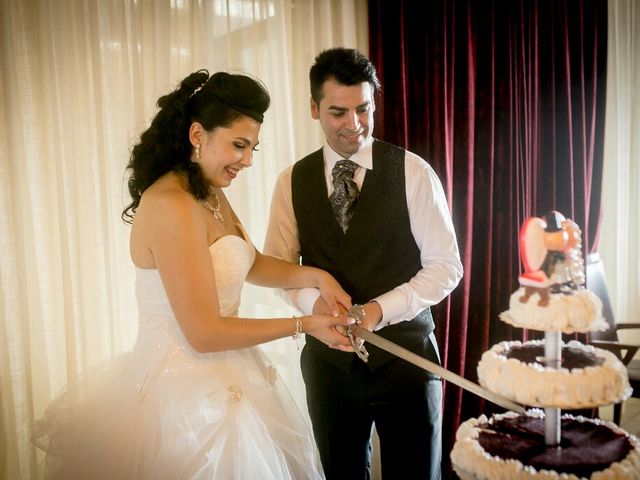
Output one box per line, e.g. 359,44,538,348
32,70,356,479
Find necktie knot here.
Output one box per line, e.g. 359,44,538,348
330,159,359,233
332,159,357,181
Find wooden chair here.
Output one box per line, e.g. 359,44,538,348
586,252,640,425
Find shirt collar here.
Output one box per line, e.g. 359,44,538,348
323,137,374,171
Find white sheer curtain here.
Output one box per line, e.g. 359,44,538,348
0,0,368,477
600,0,640,338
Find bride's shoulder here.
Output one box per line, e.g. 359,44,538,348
131,176,208,267
141,176,198,216
134,176,205,240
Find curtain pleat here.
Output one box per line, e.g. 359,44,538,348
600,0,640,348
368,1,607,477
0,1,369,478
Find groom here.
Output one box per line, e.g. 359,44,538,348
264,47,463,479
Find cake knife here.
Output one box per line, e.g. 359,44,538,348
349,323,526,414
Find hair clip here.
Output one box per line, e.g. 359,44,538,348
189,83,206,98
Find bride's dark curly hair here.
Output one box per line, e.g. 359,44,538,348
121,70,270,223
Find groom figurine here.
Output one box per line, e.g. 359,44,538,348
265,47,463,479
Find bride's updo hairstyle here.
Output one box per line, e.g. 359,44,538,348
122,69,270,222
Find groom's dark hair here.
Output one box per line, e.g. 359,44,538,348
309,47,381,104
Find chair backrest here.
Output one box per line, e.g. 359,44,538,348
585,252,618,342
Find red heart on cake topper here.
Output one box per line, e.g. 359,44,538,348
519,216,547,273
518,216,553,287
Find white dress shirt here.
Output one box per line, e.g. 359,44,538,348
264,138,463,331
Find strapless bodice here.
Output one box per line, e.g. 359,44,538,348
131,234,256,381
135,234,255,319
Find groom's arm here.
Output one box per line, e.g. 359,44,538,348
264,166,321,315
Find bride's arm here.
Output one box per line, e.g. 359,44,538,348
246,251,352,316
139,191,352,353
225,203,352,315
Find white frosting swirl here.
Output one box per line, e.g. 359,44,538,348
500,288,607,333
477,340,631,408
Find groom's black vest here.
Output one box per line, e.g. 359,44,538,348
291,140,437,372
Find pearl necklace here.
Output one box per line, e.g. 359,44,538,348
201,187,224,222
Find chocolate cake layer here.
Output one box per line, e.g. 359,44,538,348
505,344,604,369
478,415,633,477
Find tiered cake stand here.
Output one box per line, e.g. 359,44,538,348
451,212,638,479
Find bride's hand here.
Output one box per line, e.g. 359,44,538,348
316,271,352,317
304,314,355,351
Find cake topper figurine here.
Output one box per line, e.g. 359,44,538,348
517,210,585,306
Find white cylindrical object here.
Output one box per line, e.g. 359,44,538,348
544,331,562,446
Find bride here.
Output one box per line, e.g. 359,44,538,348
32,70,355,479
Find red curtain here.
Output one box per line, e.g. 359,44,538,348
368,0,607,477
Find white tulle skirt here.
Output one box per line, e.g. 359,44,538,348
33,347,323,480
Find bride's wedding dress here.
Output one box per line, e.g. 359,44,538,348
33,233,323,479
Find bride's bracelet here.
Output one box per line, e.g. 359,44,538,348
292,316,303,350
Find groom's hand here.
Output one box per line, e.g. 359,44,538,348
311,298,353,351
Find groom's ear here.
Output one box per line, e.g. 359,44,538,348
310,97,320,120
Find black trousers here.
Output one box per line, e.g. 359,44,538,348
301,346,443,480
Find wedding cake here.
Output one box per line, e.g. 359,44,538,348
451,211,640,479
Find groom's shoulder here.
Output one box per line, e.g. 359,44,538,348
297,146,324,165
293,147,324,173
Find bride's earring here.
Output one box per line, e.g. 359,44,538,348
194,144,201,161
